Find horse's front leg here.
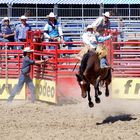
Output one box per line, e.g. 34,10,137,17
105,82,109,97
87,85,94,108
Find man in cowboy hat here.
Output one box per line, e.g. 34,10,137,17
91,11,112,68
76,24,112,68
43,12,64,50
15,15,31,49
92,11,111,36
7,47,47,103
1,17,15,49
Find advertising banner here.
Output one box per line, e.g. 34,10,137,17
112,78,140,99
0,79,25,99
34,79,56,103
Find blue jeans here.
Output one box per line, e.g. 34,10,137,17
44,38,55,50
8,73,35,102
101,57,107,68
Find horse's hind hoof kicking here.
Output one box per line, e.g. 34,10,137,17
105,91,109,97
88,102,94,108
98,90,102,96
95,97,101,104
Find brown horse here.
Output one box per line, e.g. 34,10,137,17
76,50,112,107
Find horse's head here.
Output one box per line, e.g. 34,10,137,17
76,74,88,98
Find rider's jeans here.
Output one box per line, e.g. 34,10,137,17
100,57,107,68
8,73,36,102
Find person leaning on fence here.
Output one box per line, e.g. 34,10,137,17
91,11,112,68
43,12,64,50
7,47,47,103
1,17,15,49
15,15,31,50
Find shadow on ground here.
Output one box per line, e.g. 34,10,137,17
96,114,137,125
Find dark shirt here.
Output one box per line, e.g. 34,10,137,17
21,56,35,74
1,24,15,42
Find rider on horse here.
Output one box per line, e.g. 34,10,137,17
76,24,112,68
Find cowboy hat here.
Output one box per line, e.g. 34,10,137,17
2,17,10,22
20,15,28,20
102,12,110,18
86,25,93,29
23,47,34,52
47,12,56,18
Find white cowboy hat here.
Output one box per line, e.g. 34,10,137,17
20,15,28,20
102,12,110,18
2,17,10,22
47,12,56,18
86,25,93,29
23,47,34,52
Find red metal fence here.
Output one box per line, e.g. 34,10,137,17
111,42,140,77
0,30,140,102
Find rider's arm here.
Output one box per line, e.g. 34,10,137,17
97,35,111,43
82,33,91,45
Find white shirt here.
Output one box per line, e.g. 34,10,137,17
82,31,97,49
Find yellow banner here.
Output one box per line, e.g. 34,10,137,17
34,79,56,103
0,79,25,99
112,78,140,99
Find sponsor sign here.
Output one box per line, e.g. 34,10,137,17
0,79,25,99
112,78,140,99
34,79,56,103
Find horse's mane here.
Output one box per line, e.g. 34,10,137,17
79,50,97,77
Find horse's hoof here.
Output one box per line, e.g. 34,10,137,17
105,91,109,97
95,98,101,103
98,91,102,96
81,94,87,98
89,102,94,108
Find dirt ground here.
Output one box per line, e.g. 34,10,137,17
1,91,140,140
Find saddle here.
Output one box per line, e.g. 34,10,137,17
95,44,108,59
76,43,108,61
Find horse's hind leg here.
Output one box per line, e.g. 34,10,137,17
105,82,109,97
94,79,101,103
97,85,102,96
87,85,94,108
105,69,111,97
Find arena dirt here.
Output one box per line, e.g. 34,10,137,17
1,89,140,140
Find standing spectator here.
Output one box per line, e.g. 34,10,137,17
1,17,15,49
15,15,31,49
43,12,64,50
92,11,111,36
7,47,47,103
91,11,112,68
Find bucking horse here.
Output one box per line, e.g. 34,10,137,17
76,50,112,108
